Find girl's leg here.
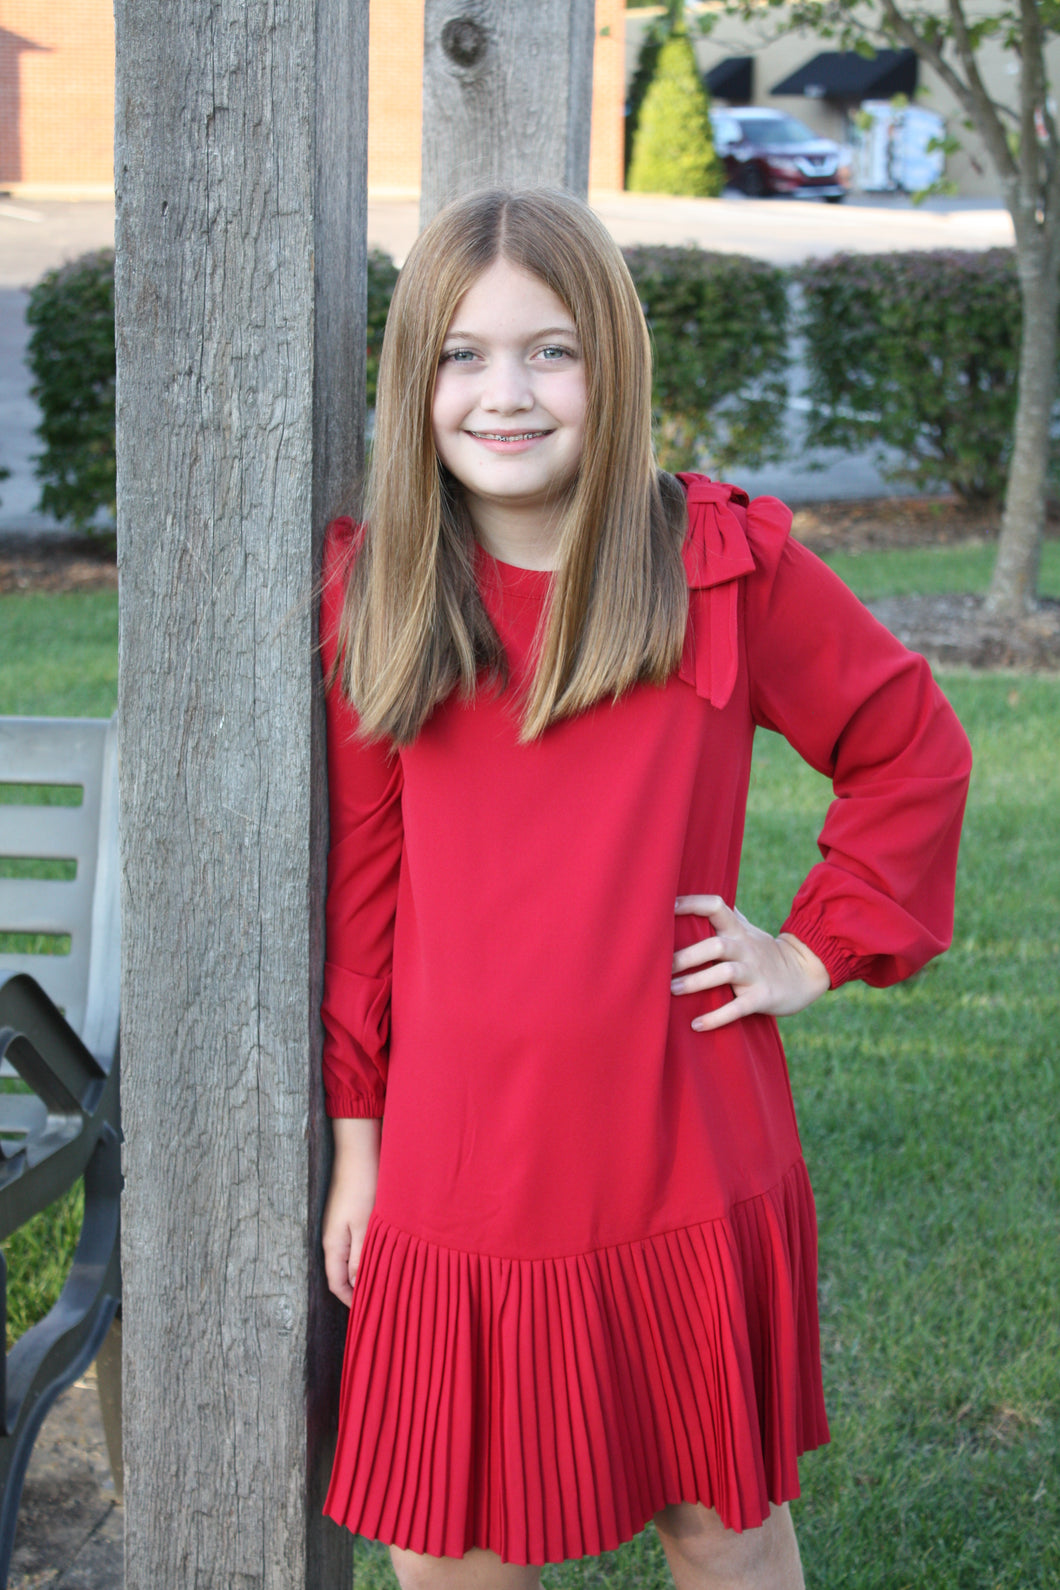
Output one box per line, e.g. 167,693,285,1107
389,1545,542,1590
652,1501,805,1590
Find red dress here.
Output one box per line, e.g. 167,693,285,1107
319,476,971,1564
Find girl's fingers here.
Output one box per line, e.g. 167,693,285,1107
671,960,741,995
691,995,756,1033
323,1221,366,1307
672,934,727,974
325,1258,354,1307
674,893,733,921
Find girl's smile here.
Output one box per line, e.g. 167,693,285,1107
465,430,551,449
431,256,587,567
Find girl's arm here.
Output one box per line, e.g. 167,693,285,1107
739,498,972,992
319,518,403,1120
319,522,403,1301
322,1117,381,1306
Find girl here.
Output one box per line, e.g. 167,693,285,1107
319,188,971,1590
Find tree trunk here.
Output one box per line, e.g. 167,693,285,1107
420,0,597,225
986,225,1060,617
114,2,367,1585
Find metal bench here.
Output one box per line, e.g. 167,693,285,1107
0,715,121,1587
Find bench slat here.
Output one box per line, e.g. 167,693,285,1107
0,806,100,861
0,718,110,785
0,1095,48,1139
0,877,94,935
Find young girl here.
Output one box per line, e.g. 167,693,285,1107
318,188,971,1590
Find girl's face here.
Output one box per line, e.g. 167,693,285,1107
432,256,587,565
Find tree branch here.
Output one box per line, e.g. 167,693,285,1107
1022,0,1060,240
872,0,1015,183
1013,0,1045,216
944,0,1020,182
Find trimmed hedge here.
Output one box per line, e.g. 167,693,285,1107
23,249,400,533
798,249,1036,504
366,247,400,410
31,242,1051,520
26,250,116,531
624,244,789,472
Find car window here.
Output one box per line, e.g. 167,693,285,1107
735,115,817,147
711,113,741,147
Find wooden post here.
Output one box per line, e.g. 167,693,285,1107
114,2,366,1584
420,0,597,224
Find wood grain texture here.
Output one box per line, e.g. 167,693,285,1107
114,3,366,1584
420,0,596,224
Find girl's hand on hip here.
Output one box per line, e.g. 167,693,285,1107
672,894,830,1032
322,1117,381,1306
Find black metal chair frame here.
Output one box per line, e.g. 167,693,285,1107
0,715,121,1587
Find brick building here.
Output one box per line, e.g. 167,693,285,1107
369,0,625,194
0,0,115,194
0,0,625,198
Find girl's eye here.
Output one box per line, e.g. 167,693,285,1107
539,344,575,361
440,348,477,364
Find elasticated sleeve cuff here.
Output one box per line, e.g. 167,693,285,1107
780,907,868,991
324,1089,385,1121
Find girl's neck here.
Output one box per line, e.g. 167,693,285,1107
470,505,562,572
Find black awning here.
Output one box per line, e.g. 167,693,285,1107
704,56,753,104
771,48,918,102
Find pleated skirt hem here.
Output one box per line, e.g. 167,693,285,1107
324,1158,829,1565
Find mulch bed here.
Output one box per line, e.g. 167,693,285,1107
3,499,1060,671
788,494,1020,552
789,495,1060,672
0,531,117,595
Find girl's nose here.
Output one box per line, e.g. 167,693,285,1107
480,357,533,413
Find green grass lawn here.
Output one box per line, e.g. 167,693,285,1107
734,674,1060,1588
2,563,1058,1586
0,589,118,716
820,536,1060,601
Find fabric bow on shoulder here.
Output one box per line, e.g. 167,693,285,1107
675,474,758,711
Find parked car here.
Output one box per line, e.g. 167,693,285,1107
709,108,851,200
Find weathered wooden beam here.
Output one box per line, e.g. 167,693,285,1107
114,2,367,1584
420,0,597,224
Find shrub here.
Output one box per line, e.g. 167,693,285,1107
26,250,116,532
626,30,724,199
624,14,668,178
366,248,400,409
23,249,400,533
797,249,1039,504
624,244,789,472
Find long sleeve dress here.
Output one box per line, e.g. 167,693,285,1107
319,474,972,1565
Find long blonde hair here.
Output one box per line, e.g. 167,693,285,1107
337,187,688,744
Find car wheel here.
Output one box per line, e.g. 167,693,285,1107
825,193,845,204
743,165,767,198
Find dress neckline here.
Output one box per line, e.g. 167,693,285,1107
475,544,554,603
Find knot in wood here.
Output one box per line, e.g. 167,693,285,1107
441,17,488,68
